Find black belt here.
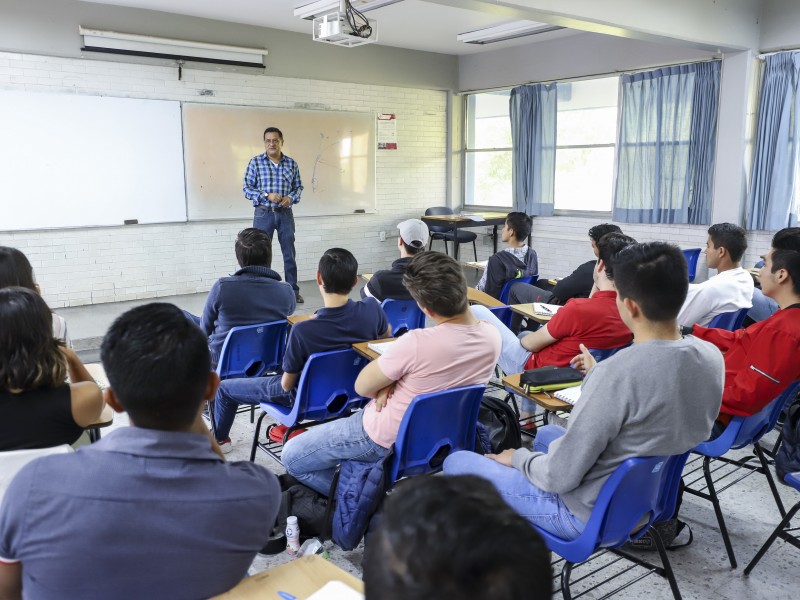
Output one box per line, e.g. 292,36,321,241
260,204,290,212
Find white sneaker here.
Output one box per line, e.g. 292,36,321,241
217,437,233,454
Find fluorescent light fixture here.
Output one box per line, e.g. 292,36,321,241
79,27,267,68
457,20,564,45
294,0,404,20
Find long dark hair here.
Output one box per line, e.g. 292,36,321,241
0,246,37,290
0,287,66,392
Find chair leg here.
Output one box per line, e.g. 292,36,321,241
207,399,216,438
651,527,684,600
444,239,449,255
702,456,738,568
755,443,787,517
743,501,800,575
472,240,478,261
428,237,433,251
250,411,267,462
560,562,574,600
250,404,255,424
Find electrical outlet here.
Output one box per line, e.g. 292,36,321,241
379,231,386,241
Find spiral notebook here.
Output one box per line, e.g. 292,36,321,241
533,303,562,317
553,386,582,405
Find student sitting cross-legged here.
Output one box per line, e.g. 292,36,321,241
281,251,501,496
0,303,281,600
444,242,724,538
212,248,390,450
473,232,636,376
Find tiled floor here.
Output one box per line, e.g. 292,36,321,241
59,273,800,598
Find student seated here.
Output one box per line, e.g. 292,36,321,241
190,228,295,364
676,223,754,328
444,242,724,537
473,232,635,376
0,287,103,451
686,227,800,434
0,246,71,344
361,218,429,302
0,303,280,600
475,211,538,299
363,475,552,600
281,251,501,495
212,248,390,451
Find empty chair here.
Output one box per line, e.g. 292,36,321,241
381,298,425,336
707,307,749,331
682,248,702,282
424,207,478,261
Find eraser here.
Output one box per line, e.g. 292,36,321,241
124,219,139,225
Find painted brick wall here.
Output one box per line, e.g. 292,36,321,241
0,51,447,307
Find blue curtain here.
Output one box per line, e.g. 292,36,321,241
510,83,557,216
613,61,720,224
746,52,800,230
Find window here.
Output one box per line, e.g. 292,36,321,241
464,90,512,207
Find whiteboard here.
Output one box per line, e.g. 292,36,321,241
182,104,375,220
0,90,186,231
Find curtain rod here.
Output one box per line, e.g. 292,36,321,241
757,47,800,59
457,57,722,95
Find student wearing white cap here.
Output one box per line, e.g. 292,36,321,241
361,218,430,302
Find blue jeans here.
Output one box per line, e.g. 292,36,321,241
282,412,388,496
443,425,585,539
213,375,292,441
471,305,532,375
253,206,298,292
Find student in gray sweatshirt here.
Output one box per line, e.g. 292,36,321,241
444,242,724,538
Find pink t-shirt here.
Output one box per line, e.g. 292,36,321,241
362,321,501,448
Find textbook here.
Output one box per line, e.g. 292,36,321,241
553,386,582,405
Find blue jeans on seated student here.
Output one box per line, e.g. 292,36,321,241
443,425,585,539
471,305,532,375
213,375,293,441
281,412,388,496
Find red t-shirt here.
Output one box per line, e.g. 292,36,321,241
524,290,633,369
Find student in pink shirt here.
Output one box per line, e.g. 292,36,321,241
281,251,501,495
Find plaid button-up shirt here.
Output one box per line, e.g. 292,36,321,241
243,153,303,207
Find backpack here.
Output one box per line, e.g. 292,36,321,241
475,396,522,454
776,393,800,483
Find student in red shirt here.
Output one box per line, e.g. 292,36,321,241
473,232,636,376
687,227,800,432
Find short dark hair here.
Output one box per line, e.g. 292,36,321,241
403,251,468,317
505,211,532,242
318,248,358,295
771,227,800,295
708,223,747,262
614,242,688,322
597,232,637,280
0,287,66,392
588,223,622,243
263,127,283,141
0,246,37,290
100,303,211,430
401,240,425,256
364,475,552,600
235,228,272,268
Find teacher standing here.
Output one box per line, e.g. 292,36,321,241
243,127,304,303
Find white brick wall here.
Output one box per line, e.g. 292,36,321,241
0,51,447,307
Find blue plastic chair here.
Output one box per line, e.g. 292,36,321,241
487,304,514,328
425,207,478,260
387,384,485,483
744,471,800,575
708,307,749,331
249,348,370,463
498,275,538,305
588,342,632,363
381,298,425,336
682,248,702,282
537,453,690,600
683,381,800,568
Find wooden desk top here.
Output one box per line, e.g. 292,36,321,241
361,273,373,281
467,287,504,308
465,260,488,270
502,373,573,412
509,303,553,324
212,555,363,600
89,404,114,429
421,212,507,223
288,314,314,326
353,338,396,361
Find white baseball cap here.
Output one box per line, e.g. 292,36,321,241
397,219,430,248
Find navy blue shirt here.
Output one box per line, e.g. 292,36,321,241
0,427,280,600
283,298,389,374
201,265,296,362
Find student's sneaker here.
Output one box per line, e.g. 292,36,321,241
217,437,233,454
268,424,308,443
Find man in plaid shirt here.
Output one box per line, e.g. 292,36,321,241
243,127,304,303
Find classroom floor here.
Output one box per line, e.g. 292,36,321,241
56,272,799,599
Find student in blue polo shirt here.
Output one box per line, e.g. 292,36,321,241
212,247,390,449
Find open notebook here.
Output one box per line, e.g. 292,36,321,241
533,303,562,317
367,340,396,355
553,386,582,405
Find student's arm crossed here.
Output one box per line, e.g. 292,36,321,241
355,361,396,412
520,324,558,352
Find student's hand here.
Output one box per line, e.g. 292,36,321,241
570,343,596,375
374,383,396,413
486,448,515,466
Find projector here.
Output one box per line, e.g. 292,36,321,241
312,12,378,47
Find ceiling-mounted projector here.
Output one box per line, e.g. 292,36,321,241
313,12,378,47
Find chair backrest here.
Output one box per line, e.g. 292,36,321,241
381,299,426,336
487,305,513,328
682,248,702,282
215,320,288,380
708,307,749,331
424,206,454,234
1,445,73,507
498,275,538,305
388,384,485,482
588,342,632,362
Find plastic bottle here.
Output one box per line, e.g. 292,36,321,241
285,516,301,556
298,537,326,558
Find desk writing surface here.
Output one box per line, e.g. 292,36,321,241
503,373,572,412
361,273,373,282
353,338,395,361
90,405,115,429
509,303,553,324
467,287,504,308
288,314,315,326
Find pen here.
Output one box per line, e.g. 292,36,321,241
278,592,297,600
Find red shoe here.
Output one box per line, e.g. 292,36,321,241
269,424,307,443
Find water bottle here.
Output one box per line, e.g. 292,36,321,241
285,516,301,556
298,537,325,557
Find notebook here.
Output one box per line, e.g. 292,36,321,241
367,341,396,355
553,386,582,405
533,303,561,317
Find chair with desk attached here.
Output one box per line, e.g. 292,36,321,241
424,207,478,261
250,348,370,464
707,307,749,331
381,298,425,337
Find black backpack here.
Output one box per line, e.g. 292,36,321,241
476,396,522,454
776,393,800,483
